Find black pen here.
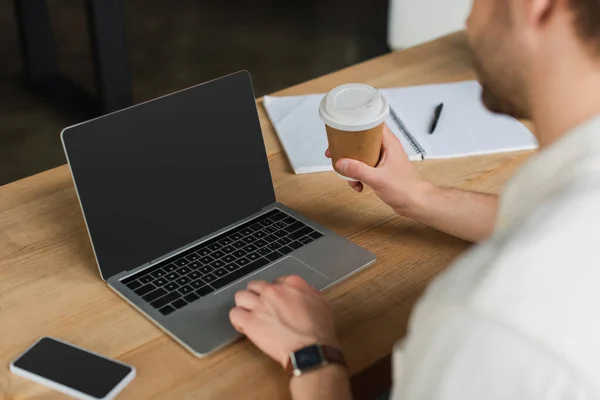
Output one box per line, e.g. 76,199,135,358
429,103,444,134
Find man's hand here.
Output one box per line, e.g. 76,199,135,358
229,275,339,368
326,124,433,215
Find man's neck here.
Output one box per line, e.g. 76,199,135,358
529,33,600,149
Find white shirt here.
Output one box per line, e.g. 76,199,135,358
391,115,600,400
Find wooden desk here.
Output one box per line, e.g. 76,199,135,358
0,32,533,399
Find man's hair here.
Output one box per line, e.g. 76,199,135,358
569,0,600,51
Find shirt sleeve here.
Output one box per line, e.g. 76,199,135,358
390,304,590,400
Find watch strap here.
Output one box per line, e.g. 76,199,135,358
285,344,347,376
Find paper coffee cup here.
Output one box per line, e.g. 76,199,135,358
319,83,389,181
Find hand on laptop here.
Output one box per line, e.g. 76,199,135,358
326,124,432,215
229,275,339,368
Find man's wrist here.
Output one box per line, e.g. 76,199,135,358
393,180,437,218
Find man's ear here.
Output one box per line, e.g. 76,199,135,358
526,0,559,27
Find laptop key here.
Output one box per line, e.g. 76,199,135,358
222,245,235,254
289,241,303,250
135,283,156,296
178,285,193,295
265,251,282,262
143,288,167,303
199,266,213,274
236,257,250,267
199,256,214,264
242,234,256,243
164,282,179,292
257,248,271,256
240,228,253,236
260,218,274,226
309,232,324,240
188,271,201,280
270,212,286,221
151,291,180,309
219,237,233,246
159,305,176,315
197,248,211,257
274,230,288,238
211,250,225,259
190,279,204,289
208,243,222,252
225,263,240,272
229,232,243,241
126,280,142,290
255,239,268,248
176,277,191,286
250,223,263,232
222,254,235,263
273,222,286,230
283,216,296,225
278,237,292,246
166,273,178,281
154,278,168,287
213,268,227,277
184,292,200,303
172,299,188,309
211,260,225,269
289,227,314,241
212,257,270,290
232,250,246,258
177,266,191,276
285,221,304,233
242,244,258,253
267,242,282,251
264,226,277,234
232,241,246,249
264,234,278,242
196,286,215,297
189,261,202,269
254,231,266,239
186,253,200,262
151,269,166,278
174,258,189,267
202,273,217,284
247,252,260,261
300,236,314,245
279,246,293,255
164,264,177,272
139,275,154,284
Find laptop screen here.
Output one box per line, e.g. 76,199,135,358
62,71,276,280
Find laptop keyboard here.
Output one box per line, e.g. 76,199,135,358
120,209,323,316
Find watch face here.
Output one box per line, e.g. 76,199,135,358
293,346,323,370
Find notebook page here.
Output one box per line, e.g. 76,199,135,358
263,94,421,175
384,81,538,159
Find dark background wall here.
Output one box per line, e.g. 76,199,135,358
0,0,389,185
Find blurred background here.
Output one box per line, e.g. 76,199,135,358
0,0,469,186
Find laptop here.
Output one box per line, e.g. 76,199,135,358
61,71,376,357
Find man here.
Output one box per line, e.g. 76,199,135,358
230,0,600,398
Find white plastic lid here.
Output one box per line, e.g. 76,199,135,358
319,83,389,131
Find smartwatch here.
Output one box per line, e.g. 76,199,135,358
286,344,347,377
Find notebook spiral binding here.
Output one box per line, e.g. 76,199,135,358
389,107,426,159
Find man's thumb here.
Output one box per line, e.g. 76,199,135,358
336,158,375,182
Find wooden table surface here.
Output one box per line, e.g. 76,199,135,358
0,32,534,399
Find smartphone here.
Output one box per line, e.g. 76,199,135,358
10,337,136,400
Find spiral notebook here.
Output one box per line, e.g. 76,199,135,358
263,81,538,174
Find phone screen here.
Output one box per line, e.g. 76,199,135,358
12,337,134,399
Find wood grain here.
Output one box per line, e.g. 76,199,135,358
0,32,534,399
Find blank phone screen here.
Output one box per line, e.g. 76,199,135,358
12,337,133,399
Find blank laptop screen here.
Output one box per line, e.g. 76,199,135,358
62,71,275,280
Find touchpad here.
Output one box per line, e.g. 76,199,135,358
221,256,332,296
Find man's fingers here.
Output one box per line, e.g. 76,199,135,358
336,158,376,184
382,124,408,156
235,290,260,311
274,275,310,289
247,280,271,295
325,148,331,158
229,307,251,333
349,181,363,192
